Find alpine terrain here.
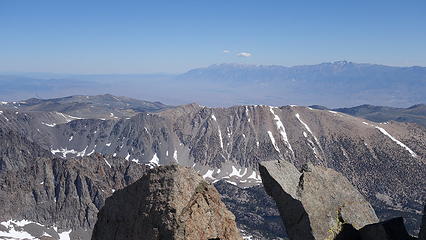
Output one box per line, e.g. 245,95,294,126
0,94,425,239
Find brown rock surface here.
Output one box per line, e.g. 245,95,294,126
91,165,242,240
259,160,379,240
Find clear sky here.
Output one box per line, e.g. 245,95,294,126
0,0,425,73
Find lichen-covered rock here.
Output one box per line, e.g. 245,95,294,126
91,165,242,240
259,160,379,240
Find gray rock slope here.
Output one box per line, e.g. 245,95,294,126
0,129,149,239
259,160,378,240
92,165,242,240
1,99,425,235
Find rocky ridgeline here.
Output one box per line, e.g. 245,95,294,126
259,160,425,240
91,165,242,240
0,129,149,239
1,100,425,233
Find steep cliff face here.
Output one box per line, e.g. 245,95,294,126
0,128,51,171
0,130,149,239
259,160,379,240
92,165,242,240
214,180,286,239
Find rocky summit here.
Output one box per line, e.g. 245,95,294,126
259,160,379,240
91,165,242,240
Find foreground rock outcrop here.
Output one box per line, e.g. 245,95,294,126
91,165,242,240
259,160,379,240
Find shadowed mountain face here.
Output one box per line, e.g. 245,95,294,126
1,61,426,107
0,129,149,240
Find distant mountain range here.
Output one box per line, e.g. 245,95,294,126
1,61,425,107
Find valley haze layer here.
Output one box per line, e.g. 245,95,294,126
1,61,425,108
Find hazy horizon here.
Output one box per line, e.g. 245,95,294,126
1,60,426,76
1,1,425,74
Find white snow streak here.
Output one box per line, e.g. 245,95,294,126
295,113,321,147
375,126,417,158
41,122,56,127
173,150,178,162
229,166,248,178
57,112,81,122
211,114,224,149
269,107,294,155
104,158,112,168
267,131,280,153
363,121,417,158
202,169,215,180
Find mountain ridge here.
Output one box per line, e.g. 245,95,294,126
1,61,425,107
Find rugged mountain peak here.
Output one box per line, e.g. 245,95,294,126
259,160,379,240
0,128,52,172
0,134,149,240
92,165,242,240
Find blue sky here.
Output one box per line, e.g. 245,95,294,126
0,0,425,73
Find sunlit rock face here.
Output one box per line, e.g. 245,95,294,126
91,165,242,240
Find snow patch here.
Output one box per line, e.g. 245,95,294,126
202,169,215,180
225,180,237,186
58,229,72,240
131,159,140,164
173,150,178,162
51,148,78,158
229,166,247,178
104,158,112,168
267,131,280,153
41,122,56,127
375,126,417,158
269,107,294,155
295,113,321,147
146,153,160,169
87,145,96,156
247,171,262,181
57,112,81,122
212,114,224,149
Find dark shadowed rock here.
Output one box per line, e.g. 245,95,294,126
358,217,416,240
214,180,286,239
420,205,426,240
91,165,242,240
259,160,378,240
335,217,417,240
